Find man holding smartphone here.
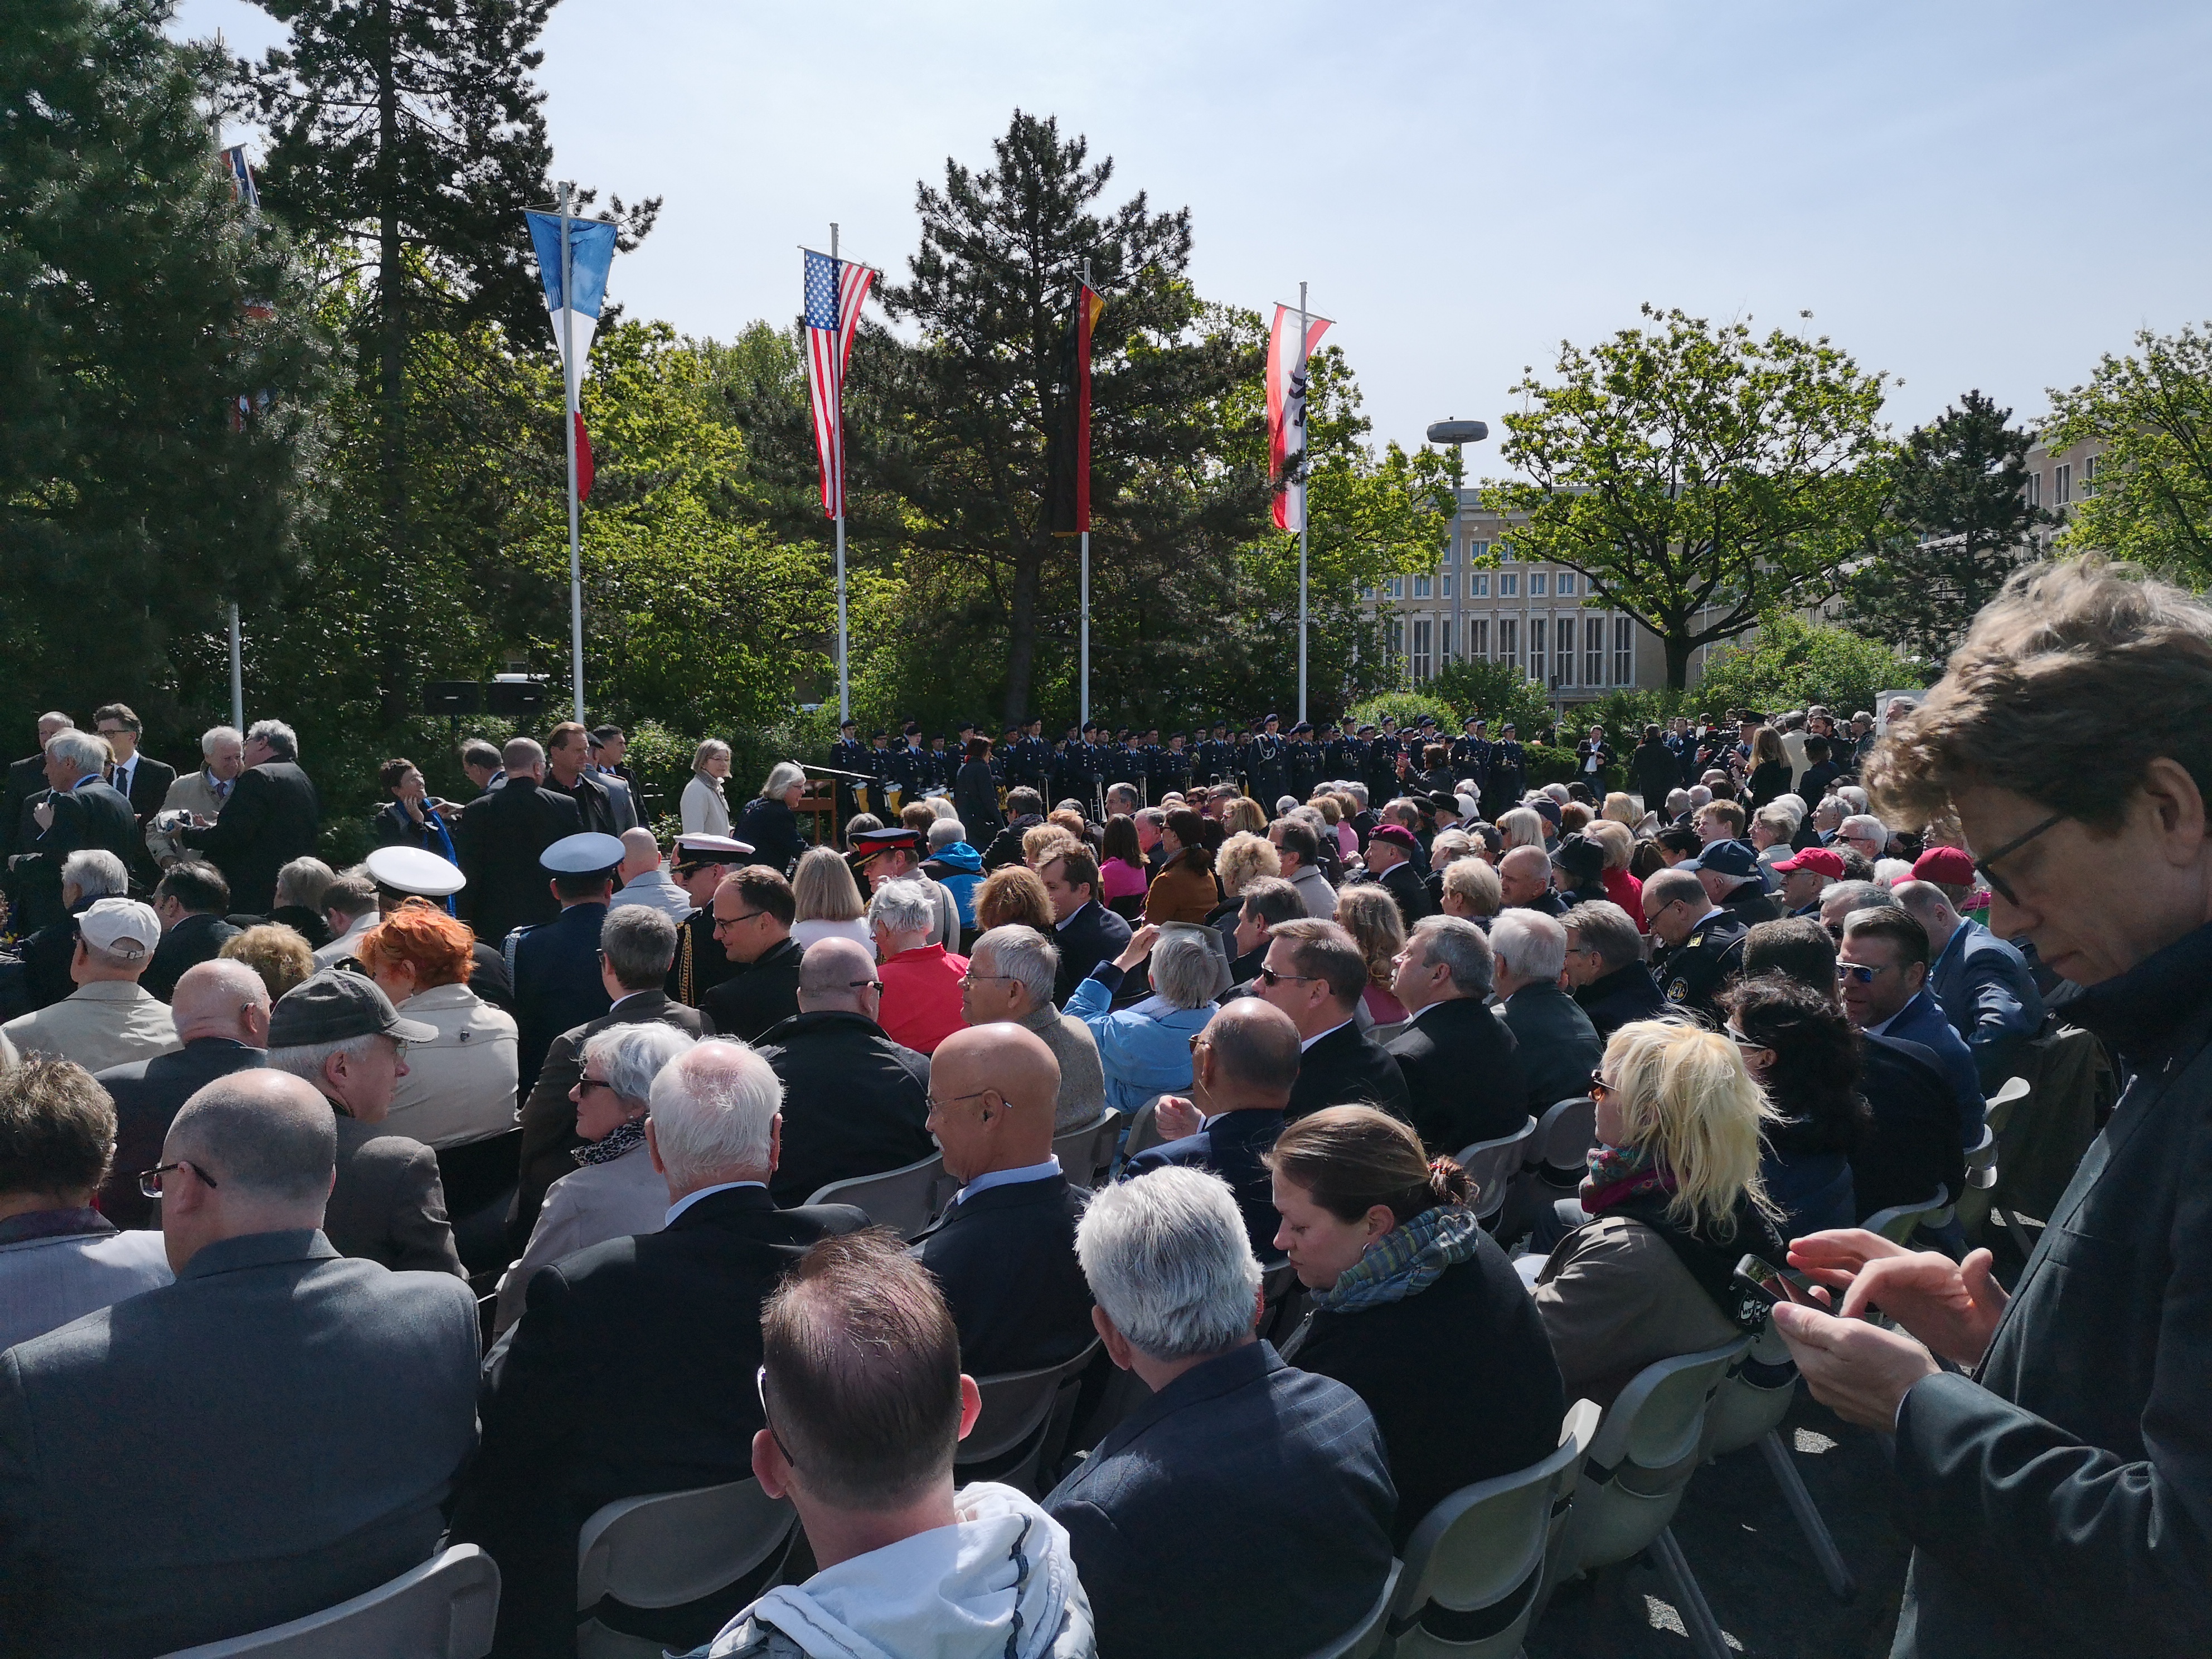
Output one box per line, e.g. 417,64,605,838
1770,560,2212,1659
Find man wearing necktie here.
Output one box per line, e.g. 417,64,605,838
94,704,176,892
147,726,245,872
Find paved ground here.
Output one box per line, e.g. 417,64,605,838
1527,1390,1912,1659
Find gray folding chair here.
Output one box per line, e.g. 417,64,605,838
1956,1075,2029,1245
1118,1097,1165,1166
957,1340,1103,1496
1530,1095,1597,1181
807,1150,952,1240
1536,1338,1749,1659
1386,1400,1601,1658
1452,1116,1537,1228
575,1478,798,1659
1299,1559,1404,1659
157,1545,499,1658
1861,1183,1952,1247
1699,1322,1854,1599
1257,1255,1307,1345
1051,1108,1124,1190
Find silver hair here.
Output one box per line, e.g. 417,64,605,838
45,729,109,774
1835,786,1870,814
1409,914,1495,997
1666,789,1691,813
61,848,128,899
1148,929,1221,1011
1342,782,1370,809
1136,807,1165,832
1841,813,1889,842
201,725,242,757
1872,857,1917,889
1496,807,1546,851
266,1034,384,1090
1687,785,1714,809
246,719,298,760
1076,1167,1260,1360
1563,900,1641,972
1822,879,1899,918
583,1021,696,1107
1490,907,1568,982
502,736,545,773
649,1041,782,1186
761,760,807,800
926,817,964,851
973,924,1057,1008
599,904,678,988
274,857,337,911
867,876,937,937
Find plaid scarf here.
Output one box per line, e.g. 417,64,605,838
1580,1139,1677,1216
1312,1203,1484,1314
574,1116,647,1168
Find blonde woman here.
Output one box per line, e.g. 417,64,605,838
681,739,733,836
1210,830,1282,940
789,846,874,954
1218,795,1267,837
1584,818,1643,923
1497,806,1547,851
1531,1018,1787,1406
1023,822,1081,870
1602,791,1640,828
1333,884,1409,1027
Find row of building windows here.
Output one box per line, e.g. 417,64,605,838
1388,612,1634,690
2023,456,2098,510
1369,567,1581,601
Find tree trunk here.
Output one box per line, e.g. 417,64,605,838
373,0,409,729
1665,632,1694,691
1003,539,1043,726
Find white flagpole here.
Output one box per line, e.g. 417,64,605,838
228,603,243,730
561,182,584,724
1297,280,1310,727
832,222,850,724
1079,258,1091,730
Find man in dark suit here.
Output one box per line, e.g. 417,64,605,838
454,738,584,947
266,969,462,1277
511,906,698,1243
700,866,806,1041
92,703,175,891
1257,918,1410,1122
0,1070,478,1658
1772,567,2212,1657
1124,998,1294,1255
142,861,240,1002
1896,879,2046,1091
1839,907,1983,1146
1044,1167,1396,1659
26,729,139,908
96,959,271,1228
755,938,932,1206
1563,899,1668,1039
909,1023,1093,1377
177,719,321,916
1490,908,1605,1118
0,711,71,872
1358,823,1435,930
1385,915,1529,1154
1040,846,1132,1004
508,832,623,1098
453,1040,871,1659
544,720,624,836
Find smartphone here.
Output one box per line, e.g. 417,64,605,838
1732,1254,1812,1309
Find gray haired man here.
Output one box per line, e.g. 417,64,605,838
959,923,1105,1130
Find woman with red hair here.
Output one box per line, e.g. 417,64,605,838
360,900,518,1150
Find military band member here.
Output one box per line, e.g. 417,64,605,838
1250,714,1290,809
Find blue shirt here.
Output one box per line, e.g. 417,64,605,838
953,1156,1061,1209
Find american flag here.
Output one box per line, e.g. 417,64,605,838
803,249,875,519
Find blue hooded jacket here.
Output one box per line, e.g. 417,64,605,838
925,842,986,930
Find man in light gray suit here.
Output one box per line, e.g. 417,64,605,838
0,1070,479,1657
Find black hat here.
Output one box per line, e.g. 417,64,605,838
840,718,857,730
1552,833,1607,884
269,968,438,1049
1263,713,1280,726
1293,721,1313,734
1358,723,1377,735
870,729,887,740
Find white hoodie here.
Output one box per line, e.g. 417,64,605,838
688,1482,1094,1659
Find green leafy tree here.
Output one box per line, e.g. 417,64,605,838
240,0,656,722
1844,390,2049,662
0,0,329,734
1483,305,1893,688
1690,613,1923,723
1425,657,1554,739
2044,323,2212,577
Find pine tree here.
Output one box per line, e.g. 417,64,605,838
0,0,328,726
1845,389,2050,664
240,0,656,721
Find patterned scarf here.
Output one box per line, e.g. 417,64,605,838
574,1115,647,1168
1312,1203,1485,1314
1580,1139,1678,1216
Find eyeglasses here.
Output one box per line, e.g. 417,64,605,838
1835,961,1897,985
1971,812,2065,907
1724,1026,1772,1054
850,978,884,994
575,1076,617,1097
756,1365,802,1470
926,1086,997,1114
712,909,767,932
1258,967,1318,988
1588,1069,1614,1100
959,971,1018,988
138,1159,217,1198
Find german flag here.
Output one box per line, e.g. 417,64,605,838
1048,283,1107,536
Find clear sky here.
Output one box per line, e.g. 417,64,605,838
173,0,2212,467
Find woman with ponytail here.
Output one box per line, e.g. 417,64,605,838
1532,1017,1789,1409
1267,1105,1564,1545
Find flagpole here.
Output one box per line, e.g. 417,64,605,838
1079,258,1092,730
560,182,584,724
228,603,243,730
831,222,852,725
1297,280,1310,727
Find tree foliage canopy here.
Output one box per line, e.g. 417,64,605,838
2044,322,2212,580
1691,613,1923,722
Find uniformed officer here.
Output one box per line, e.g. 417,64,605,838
1139,727,1166,799
1250,714,1290,809
1642,866,1749,1030
1367,718,1403,799
1487,723,1526,807
508,831,624,1096
1345,724,1374,787
359,844,515,1013
1450,716,1490,790
1022,718,1052,794
1159,733,1192,799
831,718,872,826
664,832,754,1006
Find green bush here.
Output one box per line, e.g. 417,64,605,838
1525,742,1623,793
1690,616,1925,722
1427,658,1552,737
1346,690,1459,734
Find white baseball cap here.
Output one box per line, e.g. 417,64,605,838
80,897,162,961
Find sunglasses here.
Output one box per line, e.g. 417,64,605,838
1971,812,2064,907
1588,1068,1614,1099
756,1365,802,1470
1258,967,1318,988
1835,961,1896,985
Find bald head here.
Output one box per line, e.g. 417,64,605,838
798,937,878,1014
1891,879,1961,952
928,1022,1060,1181
1197,998,1300,1105
167,1071,336,1212
170,959,272,1047
1497,845,1553,908
618,827,662,883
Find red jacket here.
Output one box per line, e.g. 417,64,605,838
877,942,969,1055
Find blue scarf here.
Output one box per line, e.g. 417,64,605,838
1312,1204,1484,1314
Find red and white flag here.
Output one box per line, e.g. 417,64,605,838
1267,303,1333,532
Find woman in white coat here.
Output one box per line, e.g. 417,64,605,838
681,739,733,836
493,1021,697,1336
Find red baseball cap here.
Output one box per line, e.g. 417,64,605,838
1771,846,1844,879
1912,846,1977,886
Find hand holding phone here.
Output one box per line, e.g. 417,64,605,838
1733,1253,1817,1309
